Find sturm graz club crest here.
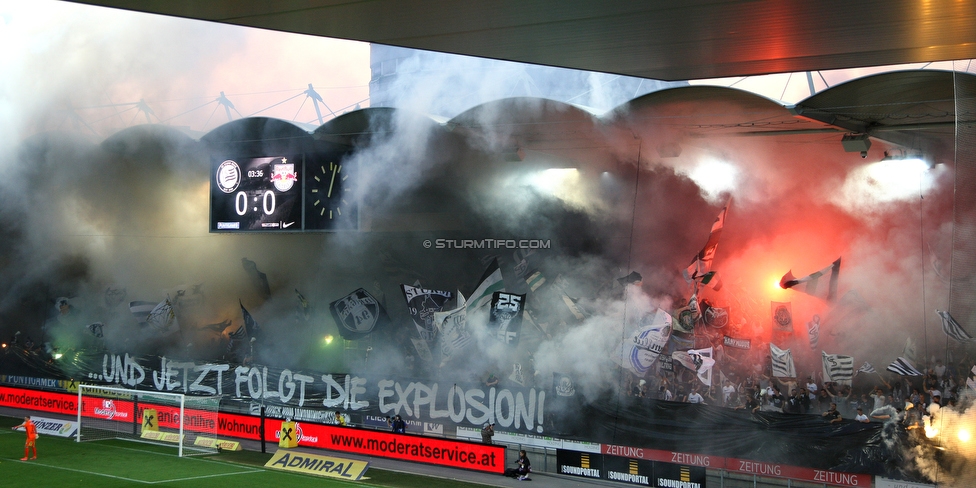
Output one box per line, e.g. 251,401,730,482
329,288,388,340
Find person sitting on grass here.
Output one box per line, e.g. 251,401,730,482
504,450,532,480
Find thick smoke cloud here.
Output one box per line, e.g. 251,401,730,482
1,4,973,483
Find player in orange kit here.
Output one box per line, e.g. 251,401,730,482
12,416,37,460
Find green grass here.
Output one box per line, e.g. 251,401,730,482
0,416,495,488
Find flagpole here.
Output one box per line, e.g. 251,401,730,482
611,135,642,445
917,163,932,371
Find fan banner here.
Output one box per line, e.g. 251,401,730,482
401,284,453,343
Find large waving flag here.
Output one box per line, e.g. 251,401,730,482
487,292,526,345
329,288,389,340
239,300,262,340
683,201,730,284
226,315,248,358
887,357,922,376
780,258,841,302
146,299,177,334
936,310,974,343
129,300,157,325
433,292,471,366
673,347,715,386
855,362,877,377
467,259,504,312
770,343,796,378
616,308,672,375
903,337,917,364
401,284,453,343
241,258,271,299
673,294,701,334
822,351,855,385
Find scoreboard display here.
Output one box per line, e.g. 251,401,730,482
210,154,357,232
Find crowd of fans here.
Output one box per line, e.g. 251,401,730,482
626,354,974,422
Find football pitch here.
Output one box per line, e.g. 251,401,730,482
0,416,492,488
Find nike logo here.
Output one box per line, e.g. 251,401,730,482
283,221,295,228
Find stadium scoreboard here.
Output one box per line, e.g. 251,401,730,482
210,154,358,232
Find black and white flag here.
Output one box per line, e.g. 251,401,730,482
903,337,917,364
779,258,841,302
487,292,526,345
226,326,246,354
329,288,389,340
146,299,177,335
822,351,854,386
616,308,672,376
239,301,262,339
770,343,796,378
673,347,715,386
855,362,877,377
683,202,730,283
433,292,472,365
936,310,974,343
887,357,922,376
129,300,157,326
401,284,453,343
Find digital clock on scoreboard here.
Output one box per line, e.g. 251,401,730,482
211,155,303,232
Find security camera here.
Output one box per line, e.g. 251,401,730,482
860,151,867,159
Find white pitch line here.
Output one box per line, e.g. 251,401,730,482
144,468,265,484
2,456,263,484
1,458,149,484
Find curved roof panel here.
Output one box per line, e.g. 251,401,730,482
201,117,313,154
793,70,976,160
313,107,446,147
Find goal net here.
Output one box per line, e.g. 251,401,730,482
76,385,221,457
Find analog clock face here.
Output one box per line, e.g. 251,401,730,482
304,158,358,230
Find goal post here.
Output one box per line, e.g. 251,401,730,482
76,384,220,457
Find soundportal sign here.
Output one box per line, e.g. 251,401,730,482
557,449,704,487
77,352,548,434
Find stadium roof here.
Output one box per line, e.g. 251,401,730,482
65,1,976,81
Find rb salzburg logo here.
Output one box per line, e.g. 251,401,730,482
270,159,298,192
